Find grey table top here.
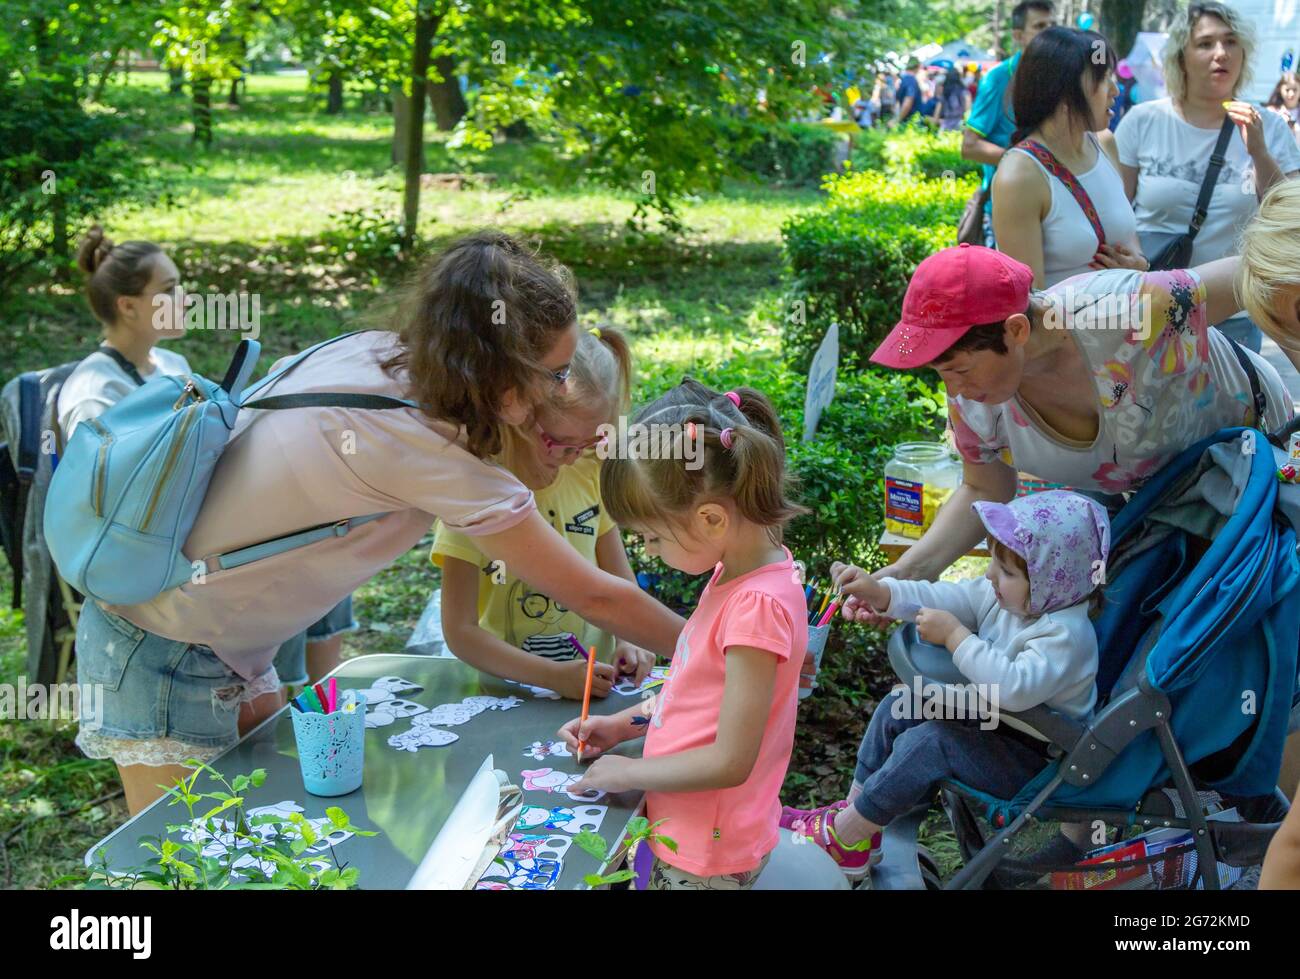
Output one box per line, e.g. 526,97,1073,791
84,653,647,889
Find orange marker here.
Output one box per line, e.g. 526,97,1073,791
576,645,597,763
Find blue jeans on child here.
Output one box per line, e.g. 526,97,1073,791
852,688,1053,826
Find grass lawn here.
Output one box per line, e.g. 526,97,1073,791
0,72,988,889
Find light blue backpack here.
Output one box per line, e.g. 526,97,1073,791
44,333,416,605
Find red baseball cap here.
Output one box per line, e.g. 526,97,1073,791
870,244,1034,369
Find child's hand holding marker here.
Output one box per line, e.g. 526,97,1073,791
829,561,893,622
554,655,615,701
557,710,641,759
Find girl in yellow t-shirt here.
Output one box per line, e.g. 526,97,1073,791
431,327,656,700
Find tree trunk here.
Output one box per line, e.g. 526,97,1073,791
169,65,185,95
402,12,439,249
192,77,213,146
392,89,413,166
51,192,68,266
1100,0,1146,60
326,70,344,114
228,77,240,107
428,54,466,130
92,44,126,102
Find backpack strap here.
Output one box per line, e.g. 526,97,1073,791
95,346,147,387
1015,139,1106,247
197,513,388,576
244,393,420,411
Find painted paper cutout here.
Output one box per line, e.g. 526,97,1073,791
523,739,572,761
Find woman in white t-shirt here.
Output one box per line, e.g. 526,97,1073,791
57,227,192,441
993,27,1145,288
1114,2,1300,353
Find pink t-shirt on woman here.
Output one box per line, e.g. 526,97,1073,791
644,547,806,877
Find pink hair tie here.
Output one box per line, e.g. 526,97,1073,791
724,391,741,408
720,428,735,449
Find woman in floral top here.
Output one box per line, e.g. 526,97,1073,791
868,244,1292,585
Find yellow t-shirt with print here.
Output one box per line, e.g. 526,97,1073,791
431,455,617,663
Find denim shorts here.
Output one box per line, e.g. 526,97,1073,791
74,599,278,757
271,595,357,687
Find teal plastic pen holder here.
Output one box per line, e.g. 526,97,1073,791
800,624,831,700
291,691,366,797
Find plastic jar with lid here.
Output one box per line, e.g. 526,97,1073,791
883,442,962,539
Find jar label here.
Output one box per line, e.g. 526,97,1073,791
885,477,924,525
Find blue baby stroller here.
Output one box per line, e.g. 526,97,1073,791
874,425,1300,891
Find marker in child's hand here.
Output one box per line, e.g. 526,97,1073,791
577,645,597,762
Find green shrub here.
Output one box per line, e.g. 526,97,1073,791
734,120,843,187
623,351,945,612
781,167,976,371
853,127,978,181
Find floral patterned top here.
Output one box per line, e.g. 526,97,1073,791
948,269,1293,493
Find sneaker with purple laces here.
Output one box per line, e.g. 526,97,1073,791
779,799,848,831
793,807,882,880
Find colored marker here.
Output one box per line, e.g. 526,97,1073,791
817,601,840,627
313,682,330,713
568,633,591,661
303,688,324,713
576,645,597,762
328,677,338,713
290,698,304,713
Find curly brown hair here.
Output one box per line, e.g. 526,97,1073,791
381,230,578,457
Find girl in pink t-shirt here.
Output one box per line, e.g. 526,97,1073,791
560,380,809,889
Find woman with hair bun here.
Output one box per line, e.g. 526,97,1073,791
57,226,190,441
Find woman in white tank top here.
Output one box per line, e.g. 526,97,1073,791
992,27,1147,288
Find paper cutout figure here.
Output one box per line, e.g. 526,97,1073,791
364,698,428,728
372,676,424,694
611,665,670,696
359,687,395,705
182,800,355,867
523,739,572,761
479,855,563,890
461,695,524,712
515,804,607,835
388,726,459,752
503,832,572,863
520,767,606,802
416,703,481,727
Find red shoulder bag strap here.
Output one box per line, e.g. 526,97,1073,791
1015,138,1106,247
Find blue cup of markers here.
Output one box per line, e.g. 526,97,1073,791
291,690,366,797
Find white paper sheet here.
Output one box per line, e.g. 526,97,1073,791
405,755,502,890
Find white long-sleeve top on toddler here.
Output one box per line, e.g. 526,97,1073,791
882,577,1098,720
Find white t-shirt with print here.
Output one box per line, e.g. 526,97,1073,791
1115,98,1300,267
57,344,191,440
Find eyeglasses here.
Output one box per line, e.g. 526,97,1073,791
536,422,606,455
550,364,572,386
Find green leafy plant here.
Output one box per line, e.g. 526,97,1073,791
574,816,677,887
733,119,843,188
782,162,977,372
80,762,377,890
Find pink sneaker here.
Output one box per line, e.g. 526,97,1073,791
779,799,848,831
793,807,882,880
